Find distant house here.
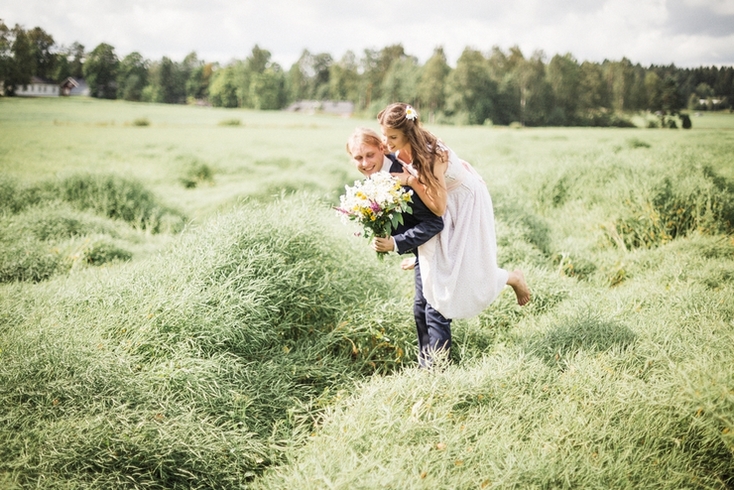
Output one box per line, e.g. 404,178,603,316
286,100,354,117
60,77,90,96
15,76,60,97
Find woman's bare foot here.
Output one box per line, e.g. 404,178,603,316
507,269,531,306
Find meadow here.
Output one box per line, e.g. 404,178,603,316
1,97,733,489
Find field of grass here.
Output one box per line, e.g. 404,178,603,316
1,97,733,489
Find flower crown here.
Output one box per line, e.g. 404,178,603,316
404,105,417,121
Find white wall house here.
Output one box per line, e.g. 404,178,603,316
285,100,354,117
15,76,60,97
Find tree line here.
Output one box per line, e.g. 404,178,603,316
2,20,733,126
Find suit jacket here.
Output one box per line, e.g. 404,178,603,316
386,153,443,255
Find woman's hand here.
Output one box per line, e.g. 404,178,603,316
390,170,415,187
371,236,395,253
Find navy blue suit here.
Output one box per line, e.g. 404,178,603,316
386,154,453,367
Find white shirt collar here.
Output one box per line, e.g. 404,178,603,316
381,155,393,173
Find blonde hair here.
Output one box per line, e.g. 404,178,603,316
346,127,386,156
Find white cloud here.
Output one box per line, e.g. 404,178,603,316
0,0,732,67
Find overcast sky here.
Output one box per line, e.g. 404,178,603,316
2,0,734,68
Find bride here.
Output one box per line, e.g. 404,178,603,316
377,102,530,319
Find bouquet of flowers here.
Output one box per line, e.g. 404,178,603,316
336,172,413,259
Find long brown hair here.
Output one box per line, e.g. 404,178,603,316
377,102,446,194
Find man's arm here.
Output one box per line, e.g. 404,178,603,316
392,198,443,254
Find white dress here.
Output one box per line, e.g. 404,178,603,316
414,145,508,319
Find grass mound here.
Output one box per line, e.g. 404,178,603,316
0,195,418,488
52,173,186,233
0,204,135,283
0,174,186,283
254,235,734,489
533,152,734,254
0,173,186,233
615,164,734,249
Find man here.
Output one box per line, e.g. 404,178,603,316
347,128,452,367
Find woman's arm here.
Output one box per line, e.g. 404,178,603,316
394,158,448,216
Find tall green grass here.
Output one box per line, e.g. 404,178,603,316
0,173,185,283
0,197,420,488
254,235,734,489
1,98,733,488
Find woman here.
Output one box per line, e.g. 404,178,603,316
377,102,530,319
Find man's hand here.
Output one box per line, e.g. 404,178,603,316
371,236,395,253
400,257,416,270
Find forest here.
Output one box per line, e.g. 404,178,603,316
1,19,733,126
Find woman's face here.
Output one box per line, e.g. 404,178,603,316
349,142,384,176
381,126,409,153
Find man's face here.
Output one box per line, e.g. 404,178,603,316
381,126,409,153
349,143,384,176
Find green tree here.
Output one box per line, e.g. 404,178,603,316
51,45,72,82
27,26,55,79
507,47,550,126
577,61,606,110
208,63,240,108
249,66,286,109
69,42,84,78
660,75,682,112
628,64,647,110
182,52,210,101
83,42,119,99
0,20,11,93
486,47,521,125
417,47,451,121
360,44,407,109
604,58,634,111
286,49,314,103
157,56,178,103
380,56,420,107
309,53,333,99
446,47,496,125
546,53,580,124
117,52,148,101
234,45,277,107
694,82,714,98
644,71,663,110
329,50,359,102
187,62,213,101
3,25,33,95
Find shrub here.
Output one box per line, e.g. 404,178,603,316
680,113,692,129
52,173,187,232
614,165,734,249
180,161,214,188
1,173,186,233
0,238,60,282
525,311,636,365
626,137,651,149
70,236,133,265
132,117,151,126
5,204,122,241
218,118,242,126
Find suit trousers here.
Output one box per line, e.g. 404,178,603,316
413,257,452,367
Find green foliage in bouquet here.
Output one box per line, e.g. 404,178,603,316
335,172,413,259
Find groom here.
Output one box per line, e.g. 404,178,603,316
347,128,452,367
